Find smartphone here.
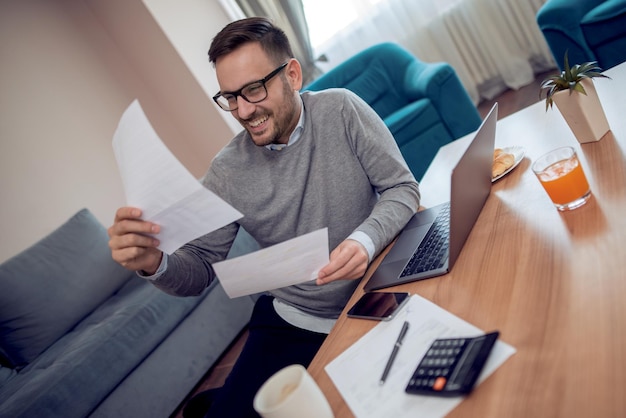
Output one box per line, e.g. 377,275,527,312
346,292,410,321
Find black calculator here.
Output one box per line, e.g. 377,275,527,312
405,331,499,397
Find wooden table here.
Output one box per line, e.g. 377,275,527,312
308,62,626,418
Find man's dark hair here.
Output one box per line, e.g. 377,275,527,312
208,17,294,66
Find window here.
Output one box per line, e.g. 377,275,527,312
302,0,384,50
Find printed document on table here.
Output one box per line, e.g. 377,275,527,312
326,294,516,418
213,228,329,298
112,99,243,254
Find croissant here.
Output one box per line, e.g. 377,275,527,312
492,149,515,178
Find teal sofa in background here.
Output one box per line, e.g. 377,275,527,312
537,0,626,71
304,42,482,181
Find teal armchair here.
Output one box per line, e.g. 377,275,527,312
537,0,626,71
304,43,481,181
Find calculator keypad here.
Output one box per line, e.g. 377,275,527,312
407,338,467,393
405,332,499,397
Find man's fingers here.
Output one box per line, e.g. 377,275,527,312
113,246,160,271
322,257,365,282
114,206,142,223
108,206,163,274
108,218,159,240
109,230,159,251
317,248,348,279
317,241,368,285
111,207,159,235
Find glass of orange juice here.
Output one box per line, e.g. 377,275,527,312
532,146,591,211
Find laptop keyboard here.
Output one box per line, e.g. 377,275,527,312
400,203,451,277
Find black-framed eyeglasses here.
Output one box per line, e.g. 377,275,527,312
213,62,288,111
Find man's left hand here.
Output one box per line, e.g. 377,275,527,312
316,239,369,285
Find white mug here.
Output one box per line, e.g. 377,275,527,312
253,364,334,418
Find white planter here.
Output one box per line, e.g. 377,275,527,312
552,78,610,143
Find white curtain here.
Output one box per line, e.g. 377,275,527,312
310,0,555,103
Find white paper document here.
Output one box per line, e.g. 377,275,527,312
212,228,329,298
326,294,516,418
112,100,243,254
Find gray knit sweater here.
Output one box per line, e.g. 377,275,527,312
152,88,420,318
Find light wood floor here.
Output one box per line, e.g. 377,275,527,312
477,70,554,119
169,68,556,418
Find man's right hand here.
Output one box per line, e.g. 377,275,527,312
108,207,163,275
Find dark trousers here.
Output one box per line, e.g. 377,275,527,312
204,295,327,417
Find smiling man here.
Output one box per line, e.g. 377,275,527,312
215,47,298,147
108,17,420,417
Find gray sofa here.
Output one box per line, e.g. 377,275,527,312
0,208,257,418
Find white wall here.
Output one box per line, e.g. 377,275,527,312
0,0,234,262
142,0,243,134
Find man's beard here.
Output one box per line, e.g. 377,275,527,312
241,80,299,147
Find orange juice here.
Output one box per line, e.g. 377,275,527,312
533,147,591,211
536,158,589,204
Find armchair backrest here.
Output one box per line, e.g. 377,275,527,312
537,0,608,69
304,42,482,181
305,43,419,119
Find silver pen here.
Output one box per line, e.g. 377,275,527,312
379,320,410,385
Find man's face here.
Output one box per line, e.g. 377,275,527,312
215,42,302,147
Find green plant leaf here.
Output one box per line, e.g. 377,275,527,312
573,82,586,95
539,50,611,112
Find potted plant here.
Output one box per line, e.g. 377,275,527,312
540,52,611,143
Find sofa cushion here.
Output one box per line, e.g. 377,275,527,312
0,277,212,418
0,208,133,369
384,99,435,146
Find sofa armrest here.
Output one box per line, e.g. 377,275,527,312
403,61,450,100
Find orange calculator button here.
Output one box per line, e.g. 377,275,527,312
433,376,447,391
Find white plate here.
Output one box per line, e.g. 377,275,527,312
492,146,525,182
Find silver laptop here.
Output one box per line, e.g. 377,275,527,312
364,103,498,291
